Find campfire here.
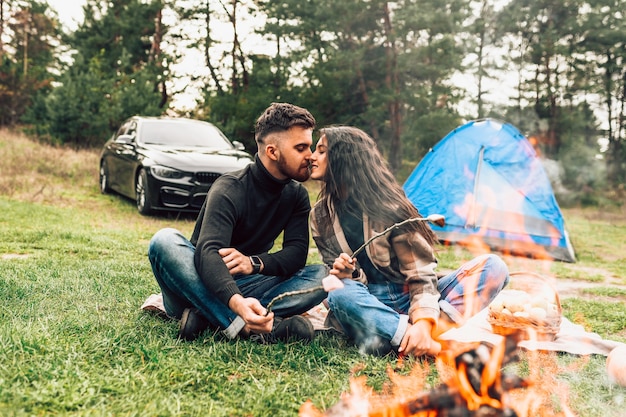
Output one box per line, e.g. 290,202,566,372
300,331,577,417
297,214,600,417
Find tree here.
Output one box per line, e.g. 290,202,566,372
398,0,468,158
252,0,467,173
0,0,60,126
174,0,275,149
0,0,5,62
497,0,625,185
574,0,626,185
498,0,583,157
37,0,171,146
461,0,505,119
173,0,226,96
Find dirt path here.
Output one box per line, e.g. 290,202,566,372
439,247,626,303
501,255,626,302
554,276,626,300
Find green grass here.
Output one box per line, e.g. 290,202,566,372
581,287,626,298
561,298,626,338
1,128,626,416
559,208,626,279
0,198,360,416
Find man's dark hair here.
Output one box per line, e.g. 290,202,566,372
255,103,316,144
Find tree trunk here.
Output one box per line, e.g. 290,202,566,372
476,27,485,118
0,0,4,62
204,0,224,94
606,59,626,186
148,8,162,63
149,7,168,108
617,69,626,145
355,64,380,143
475,0,489,119
22,9,28,76
382,2,402,174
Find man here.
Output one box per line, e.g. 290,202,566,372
148,103,328,342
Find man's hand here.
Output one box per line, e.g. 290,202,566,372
330,253,356,278
228,294,274,333
398,319,441,357
219,247,255,275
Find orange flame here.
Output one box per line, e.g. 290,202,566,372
300,337,580,417
450,177,564,262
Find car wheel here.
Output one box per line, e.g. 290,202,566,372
99,161,111,194
136,168,153,215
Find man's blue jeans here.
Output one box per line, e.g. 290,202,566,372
326,254,510,354
148,228,328,339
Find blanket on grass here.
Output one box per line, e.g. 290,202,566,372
140,291,624,356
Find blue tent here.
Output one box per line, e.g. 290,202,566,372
403,118,576,262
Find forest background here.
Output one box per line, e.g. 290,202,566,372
1,0,625,201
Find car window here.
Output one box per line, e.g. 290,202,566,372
115,120,137,141
139,120,233,149
127,121,138,138
116,122,128,137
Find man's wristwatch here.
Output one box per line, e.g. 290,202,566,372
249,256,262,274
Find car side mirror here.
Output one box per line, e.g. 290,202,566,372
232,140,245,151
116,134,134,144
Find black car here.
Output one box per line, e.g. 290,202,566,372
99,116,254,214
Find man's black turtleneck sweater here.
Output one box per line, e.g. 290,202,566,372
190,155,311,307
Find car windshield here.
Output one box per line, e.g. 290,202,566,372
140,120,234,149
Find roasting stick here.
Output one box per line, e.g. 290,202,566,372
265,214,445,314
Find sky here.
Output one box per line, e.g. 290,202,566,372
48,0,85,31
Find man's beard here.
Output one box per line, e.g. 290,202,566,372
278,156,310,182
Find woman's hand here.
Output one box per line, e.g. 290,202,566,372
399,319,441,357
330,253,356,278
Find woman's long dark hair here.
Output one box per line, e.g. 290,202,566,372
318,126,438,246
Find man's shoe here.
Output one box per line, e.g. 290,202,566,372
250,316,315,345
274,315,315,342
178,308,210,341
252,315,315,344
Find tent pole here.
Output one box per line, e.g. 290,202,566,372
468,146,485,228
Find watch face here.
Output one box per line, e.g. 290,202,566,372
250,256,262,274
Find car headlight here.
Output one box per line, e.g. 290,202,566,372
150,165,186,180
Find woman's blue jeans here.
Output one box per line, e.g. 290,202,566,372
326,254,509,354
148,228,328,339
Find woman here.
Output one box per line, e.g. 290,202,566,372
309,126,509,356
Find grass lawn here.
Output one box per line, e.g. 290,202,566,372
1,128,625,416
